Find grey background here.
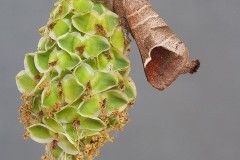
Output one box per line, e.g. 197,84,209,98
0,0,240,159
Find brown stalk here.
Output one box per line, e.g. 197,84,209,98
104,0,200,90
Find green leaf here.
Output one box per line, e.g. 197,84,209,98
68,99,82,109
32,96,41,113
84,35,110,58
73,63,94,86
58,133,79,155
16,70,37,94
110,27,125,53
97,52,112,71
38,36,55,51
48,50,58,66
111,48,130,71
43,117,64,133
73,0,94,14
82,130,100,137
50,144,63,158
56,107,79,123
58,33,109,58
108,116,120,126
79,117,106,132
48,48,78,73
78,95,101,117
93,2,105,15
84,58,98,70
27,124,53,143
104,90,128,113
64,123,79,141
57,32,84,55
32,72,49,93
61,74,84,103
72,10,118,37
97,48,130,71
119,67,131,77
124,77,137,100
101,11,119,36
58,69,72,80
49,69,60,80
91,72,118,92
34,49,52,73
68,155,77,160
51,0,71,20
72,12,100,35
38,25,46,36
42,83,61,108
24,53,40,78
56,50,80,70
50,19,71,40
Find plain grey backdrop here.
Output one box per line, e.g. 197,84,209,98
1,0,240,159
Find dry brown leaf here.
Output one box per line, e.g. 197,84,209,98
106,0,200,90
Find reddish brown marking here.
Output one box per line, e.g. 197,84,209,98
51,140,58,150
86,81,92,93
53,103,62,111
37,111,44,118
73,120,81,130
128,101,134,106
57,81,62,87
58,5,63,15
76,46,85,55
58,91,63,97
100,98,107,109
23,131,30,140
34,75,41,81
48,22,56,30
48,61,57,67
119,83,125,90
45,91,51,97
96,24,106,36
104,52,112,60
